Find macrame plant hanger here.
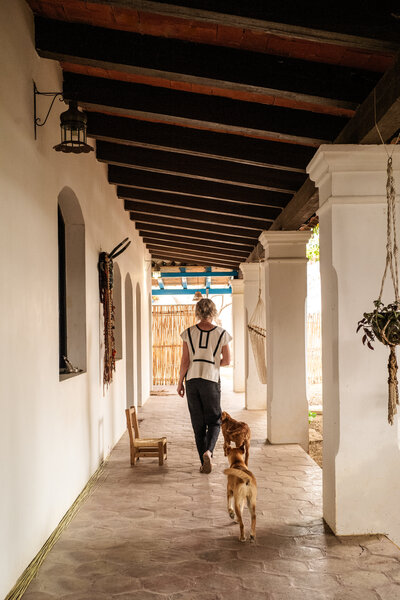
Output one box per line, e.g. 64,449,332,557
376,151,400,424
247,260,267,384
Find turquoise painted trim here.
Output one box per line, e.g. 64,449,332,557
154,271,238,278
152,288,232,296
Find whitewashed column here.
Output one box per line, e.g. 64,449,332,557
259,231,311,451
239,263,267,410
231,279,245,392
308,145,400,545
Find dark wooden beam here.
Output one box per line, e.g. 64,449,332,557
136,223,256,246
98,142,307,191
110,166,291,206
335,51,400,144
125,201,272,229
36,17,378,110
142,237,250,257
87,113,315,172
273,52,400,230
149,249,239,268
131,214,262,239
269,179,319,231
63,73,348,145
83,2,400,50
146,244,246,261
119,189,282,220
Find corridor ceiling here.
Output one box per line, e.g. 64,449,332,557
28,1,400,269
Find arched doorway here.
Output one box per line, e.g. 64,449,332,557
125,274,134,408
136,282,142,406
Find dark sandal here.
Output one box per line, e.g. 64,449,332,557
202,452,212,474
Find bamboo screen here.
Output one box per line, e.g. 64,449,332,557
152,304,197,386
307,313,322,384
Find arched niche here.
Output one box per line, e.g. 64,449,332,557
136,282,142,406
125,274,135,408
58,186,86,377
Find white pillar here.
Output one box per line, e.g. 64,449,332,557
239,263,267,410
308,145,400,545
259,231,311,451
231,279,245,392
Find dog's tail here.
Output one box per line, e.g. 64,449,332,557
223,468,252,484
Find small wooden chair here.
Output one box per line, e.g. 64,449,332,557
125,406,167,466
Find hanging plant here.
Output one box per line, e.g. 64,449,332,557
357,155,400,424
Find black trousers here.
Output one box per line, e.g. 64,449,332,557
186,378,221,464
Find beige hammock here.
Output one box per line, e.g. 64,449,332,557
247,262,267,384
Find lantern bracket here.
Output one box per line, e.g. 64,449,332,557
33,81,64,139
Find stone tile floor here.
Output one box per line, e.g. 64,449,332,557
22,382,400,600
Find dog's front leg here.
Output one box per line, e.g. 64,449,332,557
234,501,245,542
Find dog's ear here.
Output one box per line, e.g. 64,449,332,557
226,446,232,454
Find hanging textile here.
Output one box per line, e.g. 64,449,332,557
247,261,267,384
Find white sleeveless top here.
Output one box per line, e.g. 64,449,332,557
180,324,232,383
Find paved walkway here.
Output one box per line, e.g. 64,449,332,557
22,382,400,600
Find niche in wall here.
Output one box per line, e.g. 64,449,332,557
58,187,87,377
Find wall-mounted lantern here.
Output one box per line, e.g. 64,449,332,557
34,82,93,154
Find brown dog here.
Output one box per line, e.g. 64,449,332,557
224,445,257,542
221,411,251,465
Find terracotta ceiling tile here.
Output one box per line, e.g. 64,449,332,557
187,21,218,44
138,12,190,39
62,2,91,23
32,1,67,20
85,2,116,28
216,24,244,47
112,7,140,30
241,29,269,52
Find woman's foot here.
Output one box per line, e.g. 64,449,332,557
202,450,212,474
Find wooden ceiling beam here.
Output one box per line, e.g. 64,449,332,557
136,223,256,246
63,72,348,145
110,166,291,206
82,2,399,51
142,236,251,256
131,214,261,240
87,113,314,172
335,51,400,144
35,17,378,112
119,189,282,219
98,141,307,191
272,52,400,231
146,243,246,261
117,185,286,211
149,249,239,268
124,201,272,229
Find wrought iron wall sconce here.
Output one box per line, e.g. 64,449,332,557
33,81,93,154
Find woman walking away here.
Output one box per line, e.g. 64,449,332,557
177,298,232,473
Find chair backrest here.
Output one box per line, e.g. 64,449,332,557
125,406,140,439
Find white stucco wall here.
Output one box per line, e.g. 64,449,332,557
0,1,151,596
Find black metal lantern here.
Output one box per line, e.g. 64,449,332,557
53,101,94,154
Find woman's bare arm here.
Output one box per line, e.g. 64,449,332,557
220,343,231,367
177,342,190,397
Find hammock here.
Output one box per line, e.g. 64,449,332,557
247,262,267,384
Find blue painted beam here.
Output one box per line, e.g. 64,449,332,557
158,278,165,290
156,271,238,278
179,266,188,289
152,288,232,296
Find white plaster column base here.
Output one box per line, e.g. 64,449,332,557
260,231,311,452
308,145,400,546
231,279,245,393
239,263,267,410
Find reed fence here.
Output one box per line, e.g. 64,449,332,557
152,304,197,386
307,312,322,384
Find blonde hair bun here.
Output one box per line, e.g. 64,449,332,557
195,298,217,320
